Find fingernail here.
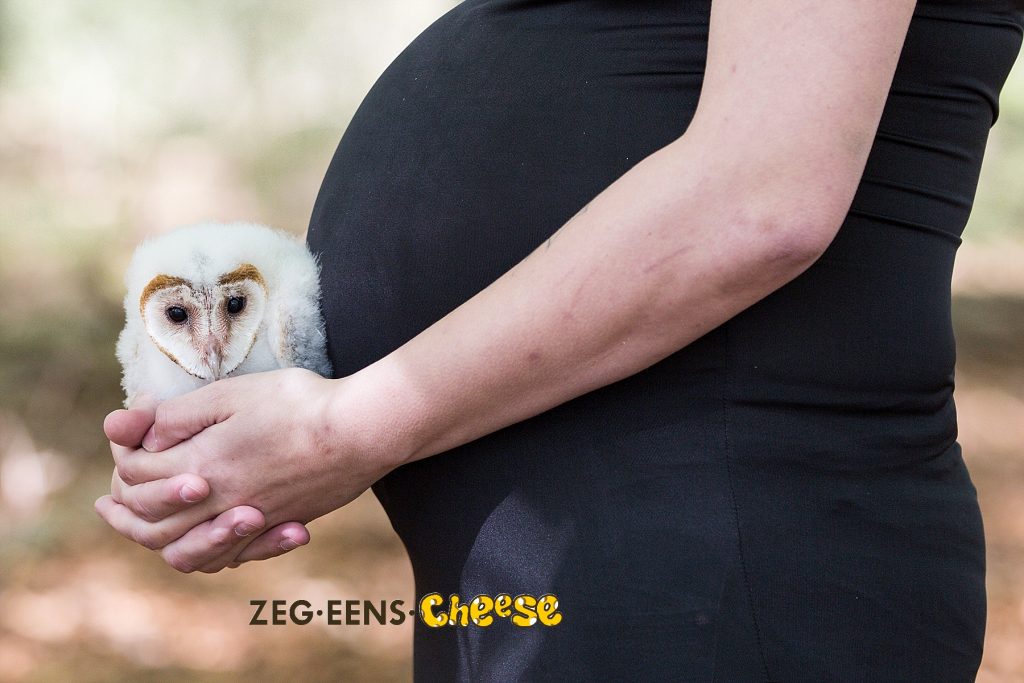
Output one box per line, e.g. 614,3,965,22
235,523,258,537
180,485,204,503
280,538,300,551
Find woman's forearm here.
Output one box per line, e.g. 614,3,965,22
338,130,846,465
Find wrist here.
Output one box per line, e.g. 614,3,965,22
323,356,434,474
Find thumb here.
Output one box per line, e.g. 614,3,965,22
104,393,159,448
142,384,229,452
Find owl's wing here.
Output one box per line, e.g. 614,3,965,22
268,295,333,377
264,244,333,378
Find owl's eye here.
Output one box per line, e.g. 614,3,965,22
166,306,188,324
226,296,246,315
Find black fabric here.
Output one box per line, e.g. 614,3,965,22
306,1,1024,680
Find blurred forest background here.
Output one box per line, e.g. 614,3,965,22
0,1,1022,681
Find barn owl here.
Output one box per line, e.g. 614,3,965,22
116,223,332,405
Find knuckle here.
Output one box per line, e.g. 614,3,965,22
117,466,138,487
154,401,170,425
165,484,195,510
211,528,235,549
126,524,145,547
126,493,160,524
133,526,164,551
163,550,195,574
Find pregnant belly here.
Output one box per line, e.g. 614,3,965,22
306,0,710,375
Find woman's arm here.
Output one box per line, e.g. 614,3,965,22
98,0,917,571
347,0,917,464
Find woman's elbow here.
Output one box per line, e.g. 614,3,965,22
751,202,847,271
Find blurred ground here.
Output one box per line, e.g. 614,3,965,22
0,1,1022,681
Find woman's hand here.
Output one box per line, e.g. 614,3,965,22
98,392,313,572
95,368,400,573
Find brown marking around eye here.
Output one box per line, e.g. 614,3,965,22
211,266,264,377
139,274,191,316
138,274,204,377
217,263,266,290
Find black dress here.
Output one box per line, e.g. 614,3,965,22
307,1,1024,680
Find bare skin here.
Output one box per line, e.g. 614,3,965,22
97,0,917,573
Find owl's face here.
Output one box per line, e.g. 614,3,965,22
139,263,268,380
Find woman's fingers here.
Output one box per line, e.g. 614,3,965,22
103,468,309,570
142,385,229,452
94,493,235,551
95,495,173,550
110,442,186,486
104,409,155,448
98,485,309,571
232,522,310,564
104,394,159,448
111,472,210,522
157,506,267,573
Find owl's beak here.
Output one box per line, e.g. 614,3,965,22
203,338,224,380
